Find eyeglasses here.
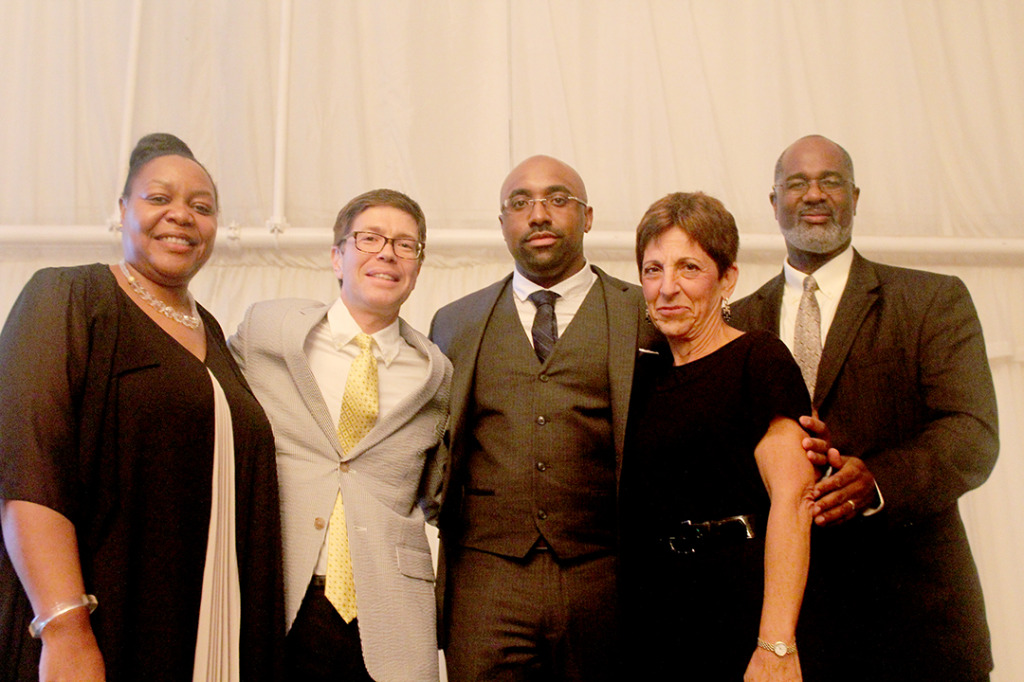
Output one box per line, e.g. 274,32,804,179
346,231,424,260
502,193,587,214
776,176,852,197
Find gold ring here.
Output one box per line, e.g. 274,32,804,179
846,500,856,512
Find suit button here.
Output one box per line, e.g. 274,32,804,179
314,517,326,530
537,510,548,521
536,461,547,472
339,462,350,472
536,415,547,425
539,373,549,382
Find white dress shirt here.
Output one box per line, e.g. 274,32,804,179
511,262,598,341
780,246,854,356
304,297,430,573
779,247,883,514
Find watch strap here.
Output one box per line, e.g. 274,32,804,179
757,637,797,657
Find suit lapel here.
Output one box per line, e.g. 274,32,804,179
815,251,880,406
446,277,511,459
750,274,785,335
593,267,640,471
350,320,444,457
281,303,343,457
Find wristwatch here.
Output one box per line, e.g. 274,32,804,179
757,638,798,657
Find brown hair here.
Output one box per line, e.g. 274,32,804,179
332,189,426,256
635,192,739,278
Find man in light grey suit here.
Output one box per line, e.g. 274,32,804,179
229,189,452,681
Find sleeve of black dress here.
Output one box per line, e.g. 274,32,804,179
0,267,93,520
746,331,811,434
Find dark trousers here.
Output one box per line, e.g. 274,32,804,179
285,577,374,681
444,546,619,682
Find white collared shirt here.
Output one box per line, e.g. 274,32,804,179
780,246,854,355
305,297,429,426
304,297,429,573
778,246,884,515
511,262,598,340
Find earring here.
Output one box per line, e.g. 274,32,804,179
721,298,732,323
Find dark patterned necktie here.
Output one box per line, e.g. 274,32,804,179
528,290,560,363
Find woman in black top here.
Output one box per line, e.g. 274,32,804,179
0,134,284,681
620,192,815,681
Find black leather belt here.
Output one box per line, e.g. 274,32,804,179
658,514,756,555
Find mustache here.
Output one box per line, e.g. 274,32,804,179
522,227,561,242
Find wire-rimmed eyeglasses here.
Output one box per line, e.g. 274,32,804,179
502,193,587,214
775,176,853,197
346,231,424,260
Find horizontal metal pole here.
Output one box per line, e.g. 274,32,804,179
2,225,1023,263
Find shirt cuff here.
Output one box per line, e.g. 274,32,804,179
860,481,885,516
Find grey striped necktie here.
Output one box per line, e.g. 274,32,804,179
528,290,560,363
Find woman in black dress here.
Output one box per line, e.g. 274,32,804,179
0,134,284,681
620,192,816,680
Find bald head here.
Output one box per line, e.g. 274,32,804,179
771,135,860,273
774,135,855,185
500,155,588,209
497,154,593,288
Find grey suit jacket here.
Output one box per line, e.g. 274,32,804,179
732,250,998,680
229,298,452,682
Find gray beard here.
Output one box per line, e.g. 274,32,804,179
784,218,852,254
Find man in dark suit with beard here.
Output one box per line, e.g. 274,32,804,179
731,135,998,681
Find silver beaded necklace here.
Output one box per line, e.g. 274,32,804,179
118,261,201,330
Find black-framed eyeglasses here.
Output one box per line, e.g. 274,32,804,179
775,176,852,197
502,193,587,214
346,231,424,260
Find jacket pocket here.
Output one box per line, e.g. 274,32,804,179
396,544,435,582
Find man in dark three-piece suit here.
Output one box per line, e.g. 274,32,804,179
230,190,452,681
429,155,656,680
731,135,998,681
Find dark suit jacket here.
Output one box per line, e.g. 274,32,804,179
428,265,657,640
732,250,998,681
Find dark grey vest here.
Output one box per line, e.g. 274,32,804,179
460,282,616,560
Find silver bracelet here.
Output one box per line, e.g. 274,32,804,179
28,594,98,638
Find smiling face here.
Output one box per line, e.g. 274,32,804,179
499,155,593,288
641,226,737,347
771,136,860,270
119,154,218,288
331,205,422,333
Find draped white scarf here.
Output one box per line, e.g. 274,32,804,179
192,369,241,682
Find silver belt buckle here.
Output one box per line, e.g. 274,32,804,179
718,514,756,539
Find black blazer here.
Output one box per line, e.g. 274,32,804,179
732,250,998,681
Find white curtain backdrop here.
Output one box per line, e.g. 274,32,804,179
2,1,1022,678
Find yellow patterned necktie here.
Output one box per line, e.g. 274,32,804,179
326,333,378,622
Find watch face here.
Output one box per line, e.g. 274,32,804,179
773,642,788,657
